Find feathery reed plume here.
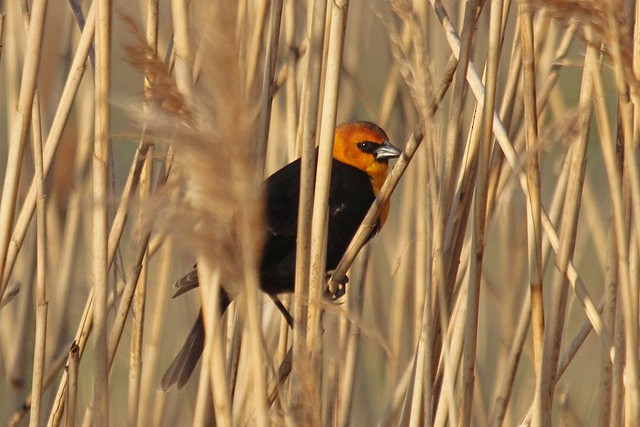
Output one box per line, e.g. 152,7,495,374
124,5,262,299
534,0,639,90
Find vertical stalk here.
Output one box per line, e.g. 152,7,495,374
458,0,501,424
290,0,327,423
519,0,544,380
0,0,48,303
1,3,96,293
92,0,111,423
28,94,48,427
129,0,157,422
532,38,596,427
307,0,348,361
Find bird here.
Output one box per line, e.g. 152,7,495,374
161,121,401,390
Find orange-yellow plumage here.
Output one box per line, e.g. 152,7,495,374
332,121,398,228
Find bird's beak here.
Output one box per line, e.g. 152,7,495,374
374,141,402,161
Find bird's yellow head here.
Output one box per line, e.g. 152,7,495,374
332,121,401,195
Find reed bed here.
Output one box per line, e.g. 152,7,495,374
0,0,638,426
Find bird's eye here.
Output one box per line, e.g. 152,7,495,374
357,141,374,152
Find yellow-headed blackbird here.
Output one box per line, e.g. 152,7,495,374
162,121,401,390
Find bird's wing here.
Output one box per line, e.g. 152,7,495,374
264,158,302,237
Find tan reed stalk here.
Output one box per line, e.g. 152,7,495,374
336,248,370,427
128,156,152,426
434,5,606,355
226,307,242,401
489,293,531,427
289,0,328,423
434,272,469,427
254,0,283,163
490,148,569,426
519,296,608,425
489,148,572,426
600,226,618,426
489,20,577,210
0,0,48,303
611,291,625,427
283,0,299,159
0,14,4,62
234,7,278,424
407,130,431,426
386,164,417,385
602,1,640,420
1,3,96,293
28,93,47,427
587,18,638,426
47,293,95,427
137,235,172,427
519,0,544,378
591,48,619,425
458,0,503,424
48,82,94,354
237,198,269,422
80,225,153,426
437,0,479,222
532,38,596,427
65,343,80,427
46,30,156,427
307,0,349,387
91,0,112,424
128,2,158,423
196,265,231,426
170,0,193,97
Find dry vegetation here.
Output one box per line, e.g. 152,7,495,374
0,0,639,426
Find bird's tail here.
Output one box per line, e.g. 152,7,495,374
161,290,231,390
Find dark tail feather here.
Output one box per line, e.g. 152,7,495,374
161,290,231,391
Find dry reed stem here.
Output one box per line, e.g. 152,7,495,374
532,36,595,427
65,343,80,427
77,231,151,425
289,0,328,423
591,49,619,425
254,0,283,164
0,13,3,62
128,163,151,426
306,2,350,408
283,0,299,160
28,93,47,427
438,0,478,221
170,0,193,98
0,0,48,304
91,0,111,424
197,265,231,426
519,0,545,380
1,3,96,294
336,250,369,427
128,2,158,423
458,0,502,424
137,236,173,427
409,125,432,425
